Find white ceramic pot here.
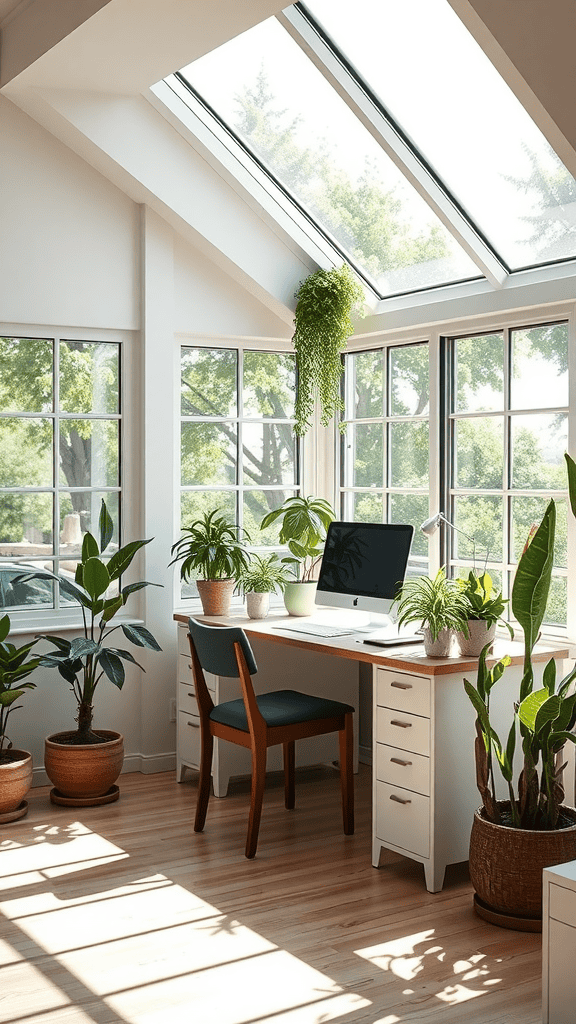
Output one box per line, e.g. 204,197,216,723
283,581,318,616
422,626,462,658
459,620,497,657
246,591,270,619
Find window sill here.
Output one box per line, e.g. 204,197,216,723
6,613,144,637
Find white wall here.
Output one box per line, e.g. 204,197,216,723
0,91,300,783
0,96,139,330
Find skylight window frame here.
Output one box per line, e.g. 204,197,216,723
281,3,507,289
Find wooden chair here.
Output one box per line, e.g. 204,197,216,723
187,616,355,858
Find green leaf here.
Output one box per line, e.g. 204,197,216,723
82,558,111,600
82,531,99,561
98,649,125,689
69,637,99,660
100,595,123,623
99,500,114,553
0,615,10,643
121,581,162,600
565,452,576,519
511,499,555,657
107,540,151,581
121,623,162,651
518,688,560,733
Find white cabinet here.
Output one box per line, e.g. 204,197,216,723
176,622,359,797
543,861,576,1024
372,656,534,893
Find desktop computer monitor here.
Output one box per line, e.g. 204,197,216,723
315,521,414,624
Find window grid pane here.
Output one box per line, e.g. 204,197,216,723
0,337,121,611
447,320,568,628
180,346,300,601
340,342,430,575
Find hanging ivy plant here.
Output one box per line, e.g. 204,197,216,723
292,264,364,436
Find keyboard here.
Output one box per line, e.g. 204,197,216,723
271,622,356,638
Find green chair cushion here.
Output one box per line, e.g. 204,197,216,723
210,689,354,732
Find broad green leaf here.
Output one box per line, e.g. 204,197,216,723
98,649,125,688
69,637,99,660
518,688,560,732
0,690,24,706
121,581,162,600
99,500,114,553
121,623,162,651
0,615,10,643
512,500,555,657
100,595,123,623
82,531,99,561
82,558,111,600
107,540,150,581
543,657,557,695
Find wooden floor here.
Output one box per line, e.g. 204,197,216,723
0,764,542,1024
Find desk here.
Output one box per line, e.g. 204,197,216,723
174,609,568,892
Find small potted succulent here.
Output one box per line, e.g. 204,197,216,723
0,614,41,822
235,553,292,619
170,509,251,615
260,495,335,616
393,568,471,656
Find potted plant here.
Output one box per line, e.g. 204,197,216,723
0,614,41,822
170,509,251,616
464,457,576,926
456,570,513,655
394,568,472,656
292,264,364,436
234,553,292,620
15,500,162,806
260,495,335,616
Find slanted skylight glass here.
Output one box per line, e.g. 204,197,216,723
178,16,480,298
305,0,576,271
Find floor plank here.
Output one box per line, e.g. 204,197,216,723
0,764,542,1024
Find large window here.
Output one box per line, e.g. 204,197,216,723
446,321,569,627
180,345,299,599
0,337,121,610
340,342,430,576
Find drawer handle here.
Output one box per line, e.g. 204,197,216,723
187,691,195,697
187,720,200,729
391,681,413,690
390,794,412,805
390,719,412,728
390,757,412,766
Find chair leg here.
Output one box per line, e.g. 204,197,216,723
245,743,267,858
194,727,213,833
283,740,295,809
339,713,354,835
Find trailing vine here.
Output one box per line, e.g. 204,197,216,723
292,264,364,436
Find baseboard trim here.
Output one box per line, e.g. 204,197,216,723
31,751,177,787
359,745,372,766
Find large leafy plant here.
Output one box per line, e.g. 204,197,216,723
0,614,40,759
292,264,364,436
394,568,471,641
260,496,335,582
464,455,576,830
16,501,162,745
170,509,251,582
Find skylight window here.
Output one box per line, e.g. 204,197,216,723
304,0,576,271
177,16,480,298
168,0,576,299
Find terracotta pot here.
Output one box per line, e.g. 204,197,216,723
44,730,124,803
469,801,576,923
0,749,32,822
459,620,497,657
196,579,235,616
246,591,270,619
283,581,318,616
421,626,462,657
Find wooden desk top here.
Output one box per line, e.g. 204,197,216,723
173,609,569,676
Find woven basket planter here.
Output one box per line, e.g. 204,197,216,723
196,579,235,616
469,801,576,922
45,730,124,804
0,749,32,822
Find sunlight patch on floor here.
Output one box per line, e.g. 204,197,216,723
356,928,501,1006
1,823,370,1024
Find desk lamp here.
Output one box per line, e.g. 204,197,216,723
421,512,479,564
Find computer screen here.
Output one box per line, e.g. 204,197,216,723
315,521,414,619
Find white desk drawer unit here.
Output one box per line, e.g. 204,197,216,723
376,742,430,796
175,621,359,798
543,861,576,1024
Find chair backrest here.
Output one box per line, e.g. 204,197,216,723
188,617,258,678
